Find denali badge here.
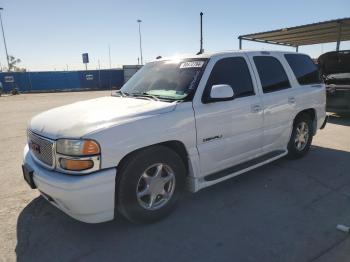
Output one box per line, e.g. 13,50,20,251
203,135,223,143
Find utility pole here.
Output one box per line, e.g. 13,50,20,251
108,44,112,69
137,19,143,65
197,12,204,55
108,45,112,90
0,8,10,71
199,12,204,54
98,59,101,88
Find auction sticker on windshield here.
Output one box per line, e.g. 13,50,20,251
179,61,204,68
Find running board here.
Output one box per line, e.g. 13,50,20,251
188,150,287,192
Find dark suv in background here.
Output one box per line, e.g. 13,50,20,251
318,50,350,114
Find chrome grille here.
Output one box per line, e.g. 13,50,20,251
28,131,54,167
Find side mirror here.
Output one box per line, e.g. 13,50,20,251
204,84,235,103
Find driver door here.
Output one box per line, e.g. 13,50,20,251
193,55,264,177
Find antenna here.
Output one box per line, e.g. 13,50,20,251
197,12,204,55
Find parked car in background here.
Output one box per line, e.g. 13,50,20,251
22,51,327,224
318,50,350,114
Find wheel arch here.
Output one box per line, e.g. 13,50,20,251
116,140,191,177
295,108,317,135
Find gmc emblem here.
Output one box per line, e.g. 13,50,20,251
30,142,41,154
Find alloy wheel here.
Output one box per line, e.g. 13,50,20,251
294,121,309,151
136,163,176,210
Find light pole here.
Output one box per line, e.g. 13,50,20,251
0,8,10,71
137,19,143,65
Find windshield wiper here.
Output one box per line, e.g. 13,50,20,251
113,90,131,97
131,92,160,101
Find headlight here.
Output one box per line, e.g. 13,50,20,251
56,139,100,156
56,139,101,173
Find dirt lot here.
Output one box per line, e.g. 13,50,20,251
0,91,350,262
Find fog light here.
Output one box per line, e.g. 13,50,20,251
59,158,94,171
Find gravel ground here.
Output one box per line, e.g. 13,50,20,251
0,91,349,262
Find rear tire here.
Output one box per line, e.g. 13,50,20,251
287,113,313,159
116,145,186,224
288,113,313,159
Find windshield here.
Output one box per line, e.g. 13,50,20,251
118,59,207,101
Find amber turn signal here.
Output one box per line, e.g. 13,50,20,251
82,140,100,155
60,158,94,171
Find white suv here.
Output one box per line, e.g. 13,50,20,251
22,51,327,224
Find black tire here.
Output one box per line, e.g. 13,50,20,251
287,113,313,159
116,145,186,224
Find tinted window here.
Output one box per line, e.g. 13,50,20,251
253,56,291,93
285,54,321,85
205,57,255,98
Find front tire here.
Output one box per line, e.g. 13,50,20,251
116,145,186,224
287,113,313,159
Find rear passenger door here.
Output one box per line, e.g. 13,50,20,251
247,52,297,153
284,53,325,122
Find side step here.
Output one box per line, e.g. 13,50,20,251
188,150,287,192
204,150,285,181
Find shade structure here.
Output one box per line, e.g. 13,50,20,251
238,18,350,50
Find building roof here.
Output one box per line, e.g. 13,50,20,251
239,17,350,47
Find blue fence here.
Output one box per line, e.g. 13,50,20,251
0,69,124,93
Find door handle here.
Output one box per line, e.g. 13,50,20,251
288,97,296,104
251,104,262,113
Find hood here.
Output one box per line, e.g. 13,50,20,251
29,96,176,139
318,50,350,76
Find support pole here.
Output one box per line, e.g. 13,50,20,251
239,37,242,50
296,46,299,52
336,22,342,51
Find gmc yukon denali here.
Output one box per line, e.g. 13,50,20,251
22,51,327,224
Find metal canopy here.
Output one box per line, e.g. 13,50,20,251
238,17,350,51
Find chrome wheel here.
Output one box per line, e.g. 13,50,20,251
294,121,309,151
136,163,176,210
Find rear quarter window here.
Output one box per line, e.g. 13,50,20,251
284,54,321,85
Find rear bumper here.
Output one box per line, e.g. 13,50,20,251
23,145,116,223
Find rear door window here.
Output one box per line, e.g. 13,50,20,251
285,54,321,85
253,56,291,93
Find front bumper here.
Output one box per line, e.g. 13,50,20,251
23,145,116,223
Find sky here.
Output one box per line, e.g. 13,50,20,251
0,0,349,71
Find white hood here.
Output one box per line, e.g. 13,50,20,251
29,96,176,139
